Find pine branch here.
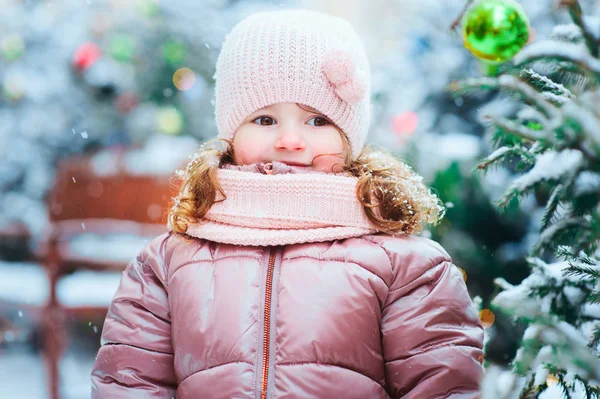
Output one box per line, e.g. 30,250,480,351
542,91,574,106
514,40,600,84
574,251,600,266
564,263,600,280
591,326,600,351
588,291,600,304
498,186,533,209
541,184,565,231
518,375,538,399
562,99,600,154
500,149,584,212
543,321,600,383
555,245,575,258
533,217,590,255
499,74,562,120
483,115,548,142
520,68,575,100
517,107,552,130
576,375,600,399
558,0,599,57
476,146,513,170
448,0,476,31
448,75,560,120
477,145,535,172
557,372,573,399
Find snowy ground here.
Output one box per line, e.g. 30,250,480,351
0,347,96,399
0,258,126,399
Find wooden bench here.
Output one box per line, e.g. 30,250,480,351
31,149,180,399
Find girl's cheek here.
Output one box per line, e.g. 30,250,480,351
233,145,249,164
313,154,342,173
235,141,265,165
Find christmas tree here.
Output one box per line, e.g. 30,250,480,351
375,0,567,367
450,0,600,397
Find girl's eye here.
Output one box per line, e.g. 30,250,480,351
253,116,276,126
307,116,329,127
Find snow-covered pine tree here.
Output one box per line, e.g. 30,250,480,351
450,0,600,397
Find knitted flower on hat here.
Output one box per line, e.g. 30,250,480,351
322,49,367,104
213,10,372,159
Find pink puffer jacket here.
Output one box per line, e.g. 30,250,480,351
91,231,484,398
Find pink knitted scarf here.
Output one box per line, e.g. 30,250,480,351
185,161,378,246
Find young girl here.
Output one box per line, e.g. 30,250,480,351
91,9,484,399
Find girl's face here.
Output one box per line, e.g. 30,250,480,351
232,102,348,173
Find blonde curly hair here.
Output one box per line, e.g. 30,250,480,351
169,132,445,236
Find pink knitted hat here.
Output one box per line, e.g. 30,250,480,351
214,9,371,158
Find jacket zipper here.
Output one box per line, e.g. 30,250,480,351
261,249,277,399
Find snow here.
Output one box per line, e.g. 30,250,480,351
537,217,586,249
509,149,584,192
492,258,587,319
541,91,572,105
523,325,541,341
483,146,512,164
0,347,96,399
521,68,573,99
539,382,581,399
551,24,583,42
89,135,199,177
68,232,151,262
479,364,528,399
533,355,550,386
0,261,123,307
562,99,600,148
581,303,600,319
583,16,600,41
492,278,542,318
514,40,600,76
563,286,584,306
413,132,481,179
0,191,49,237
123,134,199,176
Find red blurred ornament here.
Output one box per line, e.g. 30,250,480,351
115,92,140,114
72,42,101,72
391,111,418,137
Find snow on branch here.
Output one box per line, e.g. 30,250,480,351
484,115,547,142
449,75,560,120
509,149,584,193
560,0,599,57
561,97,600,150
551,23,584,43
514,40,600,81
498,149,584,212
477,145,528,170
533,216,590,255
520,68,574,100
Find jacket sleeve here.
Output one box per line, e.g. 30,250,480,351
91,234,177,398
382,251,484,398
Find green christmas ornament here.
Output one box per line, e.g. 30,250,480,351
1,34,25,61
163,40,186,65
110,34,136,63
462,0,529,63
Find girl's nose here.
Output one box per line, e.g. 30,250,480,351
275,130,306,151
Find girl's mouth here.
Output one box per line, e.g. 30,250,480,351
277,161,311,167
